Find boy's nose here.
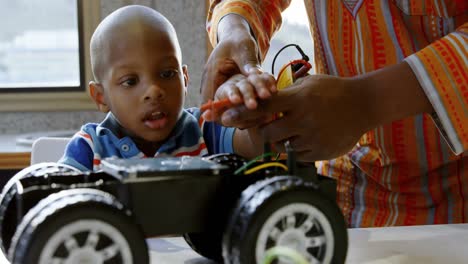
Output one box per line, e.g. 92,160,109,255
143,83,165,102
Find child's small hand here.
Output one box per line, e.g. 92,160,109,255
202,71,276,121
216,71,276,110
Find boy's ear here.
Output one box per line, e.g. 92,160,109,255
89,81,110,113
182,65,189,95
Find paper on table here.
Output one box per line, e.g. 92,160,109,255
346,224,468,264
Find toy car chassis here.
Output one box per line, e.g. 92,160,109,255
0,152,348,264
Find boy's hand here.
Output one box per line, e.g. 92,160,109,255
202,72,276,122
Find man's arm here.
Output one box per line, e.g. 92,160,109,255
233,127,264,159
207,0,290,58
357,61,433,128
219,22,467,161
405,23,468,154
202,0,290,102
221,61,439,161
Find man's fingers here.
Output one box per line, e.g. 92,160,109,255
221,105,271,126
219,90,300,126
218,110,268,129
295,149,320,162
237,117,271,130
215,81,243,104
201,54,242,102
272,137,308,154
286,136,314,153
201,109,216,122
237,79,257,109
243,63,263,75
256,89,298,114
261,115,299,144
247,72,277,99
272,139,320,162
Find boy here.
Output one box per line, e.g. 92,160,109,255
60,5,276,171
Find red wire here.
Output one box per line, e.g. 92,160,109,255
276,59,311,82
201,59,311,113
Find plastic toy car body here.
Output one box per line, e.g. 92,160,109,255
0,151,348,264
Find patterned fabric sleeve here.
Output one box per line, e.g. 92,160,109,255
58,130,95,171
406,22,468,154
207,0,291,59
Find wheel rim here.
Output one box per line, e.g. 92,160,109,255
0,163,80,253
39,219,133,264
255,203,334,264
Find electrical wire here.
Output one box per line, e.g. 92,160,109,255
228,44,310,175
261,246,309,264
271,44,309,76
275,153,281,160
234,152,276,175
276,59,312,83
244,162,288,175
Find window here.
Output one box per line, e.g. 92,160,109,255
205,1,314,77
0,0,101,111
262,0,314,77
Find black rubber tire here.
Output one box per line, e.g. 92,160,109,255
8,188,149,264
181,154,247,263
183,232,223,263
222,176,348,264
0,162,80,254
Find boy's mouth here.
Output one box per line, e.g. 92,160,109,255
143,111,168,129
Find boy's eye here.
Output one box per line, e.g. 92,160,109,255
121,77,138,87
160,69,178,79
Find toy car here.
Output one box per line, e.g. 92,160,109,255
0,150,348,264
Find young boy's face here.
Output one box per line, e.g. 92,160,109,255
91,24,188,144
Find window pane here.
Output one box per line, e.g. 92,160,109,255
0,0,80,89
262,0,314,77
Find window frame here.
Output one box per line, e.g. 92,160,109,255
0,0,101,112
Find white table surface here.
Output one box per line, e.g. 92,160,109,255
2,223,468,263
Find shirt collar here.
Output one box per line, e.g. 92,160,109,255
95,110,200,156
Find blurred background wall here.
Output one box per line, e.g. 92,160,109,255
0,0,207,134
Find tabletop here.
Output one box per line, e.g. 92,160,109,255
2,223,467,263
148,223,468,264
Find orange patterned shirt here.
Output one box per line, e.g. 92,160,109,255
207,0,468,227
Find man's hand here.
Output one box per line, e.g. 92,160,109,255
201,14,275,103
217,62,433,162
202,71,276,122
220,74,371,161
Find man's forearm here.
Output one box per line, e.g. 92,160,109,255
354,61,434,128
233,128,264,159
217,14,252,42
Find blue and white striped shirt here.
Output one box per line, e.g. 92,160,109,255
59,108,235,171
